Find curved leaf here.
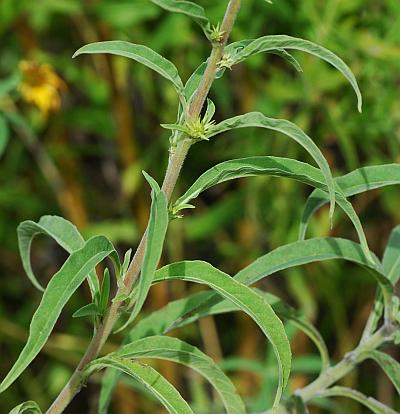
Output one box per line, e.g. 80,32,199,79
150,0,210,37
114,336,246,414
312,386,398,414
299,164,400,241
177,238,391,340
360,351,400,395
73,41,185,104
226,35,362,112
174,155,372,261
9,401,42,414
17,215,99,296
208,112,337,223
0,236,118,394
154,260,291,407
117,173,169,331
86,357,193,414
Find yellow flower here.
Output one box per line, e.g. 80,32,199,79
18,60,66,117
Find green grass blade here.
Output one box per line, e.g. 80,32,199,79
86,357,194,414
154,260,291,407
0,236,117,394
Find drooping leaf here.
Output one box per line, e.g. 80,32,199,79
360,351,400,395
9,401,42,414
0,113,10,157
208,112,337,223
0,236,118,394
150,0,210,38
153,260,291,407
312,386,398,414
17,215,99,297
117,172,169,331
86,357,194,414
173,156,372,261
225,35,362,112
299,164,400,241
98,287,329,411
114,336,246,414
175,238,392,338
73,41,185,105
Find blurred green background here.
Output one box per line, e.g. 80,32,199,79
1,0,399,413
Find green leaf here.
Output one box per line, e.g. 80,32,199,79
226,35,362,112
208,112,337,223
0,236,118,394
360,351,400,395
118,173,169,331
114,336,246,414
98,288,328,412
312,386,398,414
0,113,10,157
174,156,372,261
9,401,42,414
86,357,194,414
382,225,400,284
154,260,291,407
17,215,100,297
73,41,185,105
72,302,100,318
0,73,20,98
176,238,392,339
99,268,110,315
150,0,210,38
300,164,400,241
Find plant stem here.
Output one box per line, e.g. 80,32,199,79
296,324,394,403
46,2,241,413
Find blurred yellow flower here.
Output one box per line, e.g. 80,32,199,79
18,60,66,117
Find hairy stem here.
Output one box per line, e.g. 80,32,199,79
46,1,241,413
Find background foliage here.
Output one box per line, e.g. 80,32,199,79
0,0,399,413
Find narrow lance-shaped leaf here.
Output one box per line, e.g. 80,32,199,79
98,287,329,413
172,155,373,262
118,172,169,331
0,236,119,394
176,238,392,339
360,351,400,395
153,260,291,407
86,357,194,414
114,336,246,414
226,35,362,112
150,0,211,38
9,401,42,414
299,164,400,241
208,112,337,223
73,41,185,106
17,215,99,297
312,386,398,414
